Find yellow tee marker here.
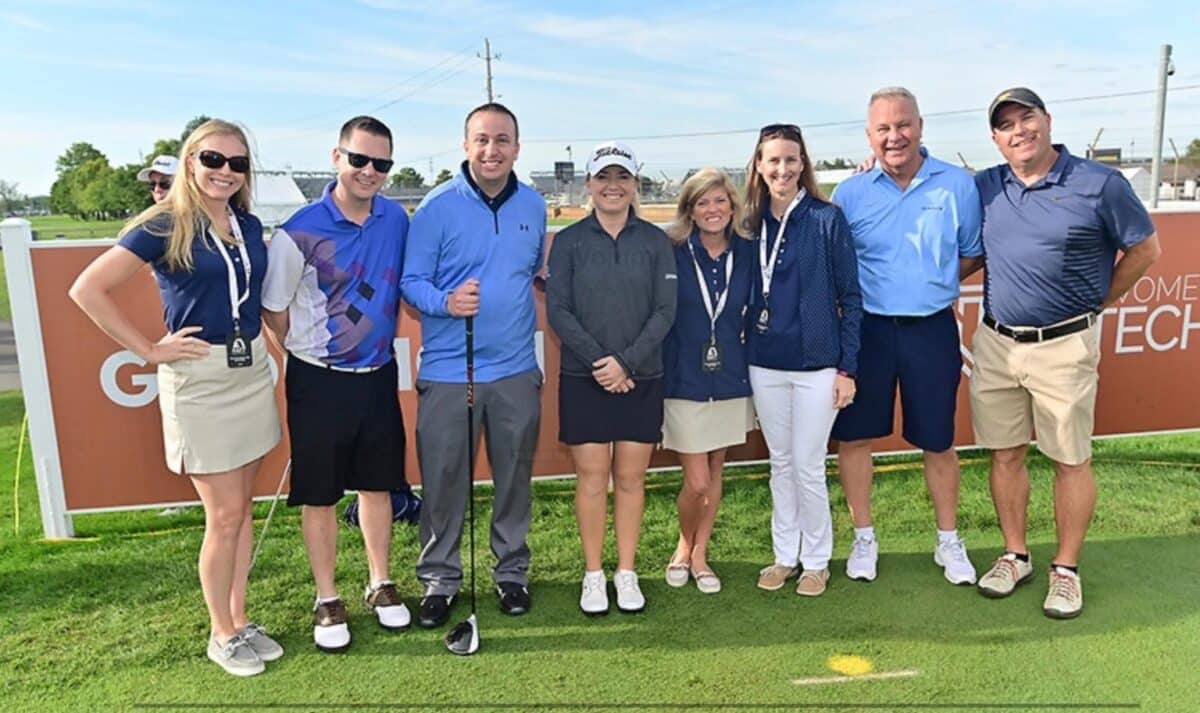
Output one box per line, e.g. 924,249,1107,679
827,654,874,676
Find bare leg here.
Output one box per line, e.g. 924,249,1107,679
227,459,263,629
989,445,1030,554
1051,460,1096,567
571,443,613,572
357,490,395,584
302,505,339,599
191,468,255,642
672,452,711,566
612,441,653,572
837,439,874,528
689,449,727,574
923,448,961,531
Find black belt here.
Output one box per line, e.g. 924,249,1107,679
983,313,1094,343
869,307,950,325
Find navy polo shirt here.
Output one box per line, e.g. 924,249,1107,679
663,231,754,401
118,210,266,344
976,145,1155,327
746,195,863,376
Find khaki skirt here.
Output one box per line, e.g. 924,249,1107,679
157,334,281,475
661,396,756,454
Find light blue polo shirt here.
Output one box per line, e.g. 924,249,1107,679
975,145,1155,327
833,148,982,316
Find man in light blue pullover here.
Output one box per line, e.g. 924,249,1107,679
401,102,547,627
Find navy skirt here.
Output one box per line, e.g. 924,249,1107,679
558,374,664,445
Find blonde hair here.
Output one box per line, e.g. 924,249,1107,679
741,125,826,235
666,168,746,245
119,119,254,271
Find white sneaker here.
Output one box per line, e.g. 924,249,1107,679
846,536,878,582
364,581,411,630
614,570,645,612
934,537,978,585
579,571,609,615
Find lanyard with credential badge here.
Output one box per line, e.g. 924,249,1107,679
687,236,733,373
210,208,254,368
756,189,806,334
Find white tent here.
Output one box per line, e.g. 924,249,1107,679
252,172,307,228
1120,167,1152,202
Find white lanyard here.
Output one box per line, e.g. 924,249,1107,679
758,189,806,302
209,209,252,329
686,236,733,337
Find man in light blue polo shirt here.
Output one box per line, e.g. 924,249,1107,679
401,102,546,628
972,88,1160,619
831,87,983,586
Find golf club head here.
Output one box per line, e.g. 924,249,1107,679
445,613,479,656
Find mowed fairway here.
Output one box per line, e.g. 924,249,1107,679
0,388,1196,711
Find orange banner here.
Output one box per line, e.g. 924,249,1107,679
31,213,1200,511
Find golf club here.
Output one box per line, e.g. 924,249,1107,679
446,315,480,656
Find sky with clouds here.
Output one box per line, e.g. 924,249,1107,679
2,0,1198,195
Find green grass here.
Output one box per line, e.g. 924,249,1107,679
0,389,1197,711
26,215,125,240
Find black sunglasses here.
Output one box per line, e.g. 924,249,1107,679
149,179,172,190
338,147,394,173
759,123,804,141
196,150,251,173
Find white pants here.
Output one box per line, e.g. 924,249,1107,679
749,366,838,571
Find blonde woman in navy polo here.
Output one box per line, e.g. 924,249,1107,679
70,120,281,676
661,168,756,595
743,124,862,598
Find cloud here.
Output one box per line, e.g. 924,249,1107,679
2,12,49,31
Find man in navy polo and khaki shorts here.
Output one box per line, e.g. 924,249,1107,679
972,88,1160,619
831,87,983,586
262,116,411,651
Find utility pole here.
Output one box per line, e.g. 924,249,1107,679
479,38,500,102
956,152,974,172
1150,43,1173,208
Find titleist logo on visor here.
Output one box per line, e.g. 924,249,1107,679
593,146,633,160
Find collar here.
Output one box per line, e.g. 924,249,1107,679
461,160,518,211
320,180,386,224
584,207,638,236
689,229,730,261
762,190,811,226
871,146,941,186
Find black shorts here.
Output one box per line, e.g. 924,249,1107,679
558,374,664,445
285,355,407,507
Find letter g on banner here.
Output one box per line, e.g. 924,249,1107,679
100,350,157,408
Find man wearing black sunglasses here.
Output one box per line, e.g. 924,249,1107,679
262,115,412,653
402,102,547,626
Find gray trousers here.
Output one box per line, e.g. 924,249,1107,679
415,368,541,596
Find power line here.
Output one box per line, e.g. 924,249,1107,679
519,83,1200,144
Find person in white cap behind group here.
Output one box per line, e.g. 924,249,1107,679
137,155,180,204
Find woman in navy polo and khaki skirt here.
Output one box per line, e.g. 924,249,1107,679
547,141,677,616
743,124,862,597
70,119,282,676
661,168,756,595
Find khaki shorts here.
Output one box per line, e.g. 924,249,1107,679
969,321,1100,465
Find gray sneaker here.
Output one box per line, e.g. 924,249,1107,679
207,632,265,677
238,623,284,662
